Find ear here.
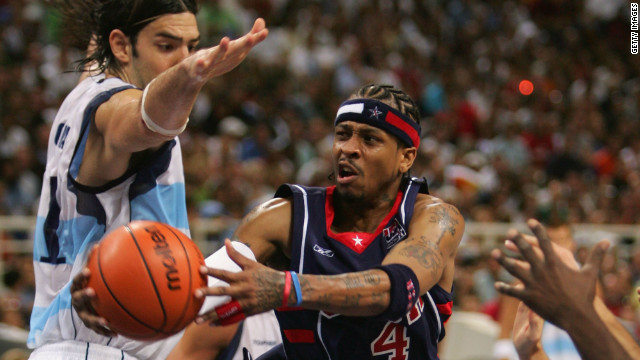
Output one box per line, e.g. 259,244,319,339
109,29,132,65
398,146,417,174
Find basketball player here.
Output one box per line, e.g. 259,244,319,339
187,84,464,359
28,1,267,359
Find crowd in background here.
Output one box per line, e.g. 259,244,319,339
0,0,639,352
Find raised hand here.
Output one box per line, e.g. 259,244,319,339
512,302,548,360
491,218,608,330
187,18,268,83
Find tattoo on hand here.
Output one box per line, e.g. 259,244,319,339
253,271,282,308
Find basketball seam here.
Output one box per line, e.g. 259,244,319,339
97,233,172,337
125,224,169,330
161,223,196,333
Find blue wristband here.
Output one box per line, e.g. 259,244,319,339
290,271,303,306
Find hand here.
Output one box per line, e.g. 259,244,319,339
512,302,546,360
187,18,268,84
195,239,284,325
70,267,117,337
492,218,608,330
503,232,579,270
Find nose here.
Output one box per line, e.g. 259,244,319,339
175,45,191,63
339,136,362,158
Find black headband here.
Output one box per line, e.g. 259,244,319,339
334,99,421,148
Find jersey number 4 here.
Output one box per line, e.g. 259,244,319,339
370,298,424,360
371,322,409,360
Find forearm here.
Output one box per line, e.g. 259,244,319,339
594,297,640,359
141,61,203,133
296,270,390,316
563,306,634,360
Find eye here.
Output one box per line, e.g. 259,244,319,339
157,44,175,52
363,135,380,143
188,45,198,53
335,130,349,139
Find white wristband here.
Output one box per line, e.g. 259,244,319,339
140,81,189,136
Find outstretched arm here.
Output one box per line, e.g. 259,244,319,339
79,19,268,185
195,199,464,324
492,219,638,360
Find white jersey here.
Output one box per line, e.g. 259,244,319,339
224,312,282,360
28,75,189,359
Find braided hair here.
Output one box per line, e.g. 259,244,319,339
349,84,421,125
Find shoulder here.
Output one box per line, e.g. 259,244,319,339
414,193,462,215
234,197,293,261
412,194,465,238
238,196,293,235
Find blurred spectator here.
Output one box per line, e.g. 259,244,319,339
0,0,638,344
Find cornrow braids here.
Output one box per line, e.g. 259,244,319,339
349,84,421,124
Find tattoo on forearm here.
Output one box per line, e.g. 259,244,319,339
343,274,364,289
344,293,363,307
363,272,381,286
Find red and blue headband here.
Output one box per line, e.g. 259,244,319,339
334,99,421,148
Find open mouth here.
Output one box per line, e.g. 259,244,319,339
338,163,358,182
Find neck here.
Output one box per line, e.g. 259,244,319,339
331,187,399,234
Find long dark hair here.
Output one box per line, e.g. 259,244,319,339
49,0,198,76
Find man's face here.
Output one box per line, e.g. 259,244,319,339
128,12,199,87
332,121,405,201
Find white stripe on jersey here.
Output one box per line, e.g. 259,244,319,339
292,185,309,274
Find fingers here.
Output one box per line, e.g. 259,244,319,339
70,267,90,292
249,18,269,41
494,280,526,300
196,299,246,326
506,229,541,269
251,18,266,34
527,219,555,265
224,239,254,269
582,240,609,275
70,276,117,337
491,249,532,283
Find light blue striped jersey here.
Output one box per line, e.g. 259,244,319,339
28,75,189,358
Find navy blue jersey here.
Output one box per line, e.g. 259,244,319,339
273,177,453,360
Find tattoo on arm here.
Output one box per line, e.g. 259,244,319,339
253,271,282,308
399,235,443,278
297,272,388,312
428,204,460,239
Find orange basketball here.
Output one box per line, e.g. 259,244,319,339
86,220,207,340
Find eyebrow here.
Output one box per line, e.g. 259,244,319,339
155,31,200,44
336,123,385,135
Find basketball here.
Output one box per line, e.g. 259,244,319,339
86,220,207,340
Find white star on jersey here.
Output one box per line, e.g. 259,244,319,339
353,235,363,246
